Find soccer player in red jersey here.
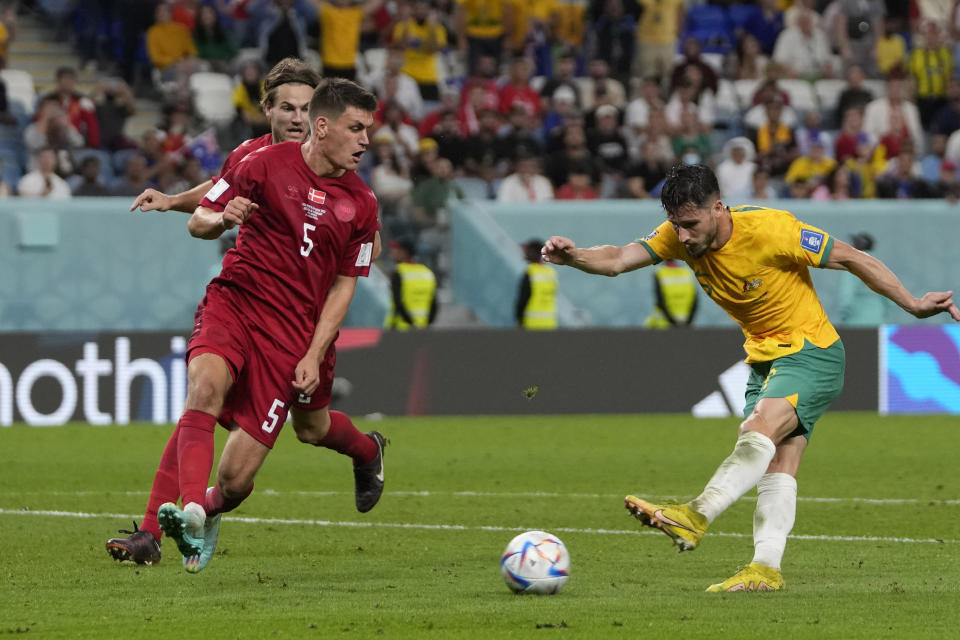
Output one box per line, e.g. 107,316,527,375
108,78,385,573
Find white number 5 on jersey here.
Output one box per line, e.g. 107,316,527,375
300,223,316,257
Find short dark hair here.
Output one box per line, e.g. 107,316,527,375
55,66,76,80
660,163,720,214
308,77,378,123
261,58,321,109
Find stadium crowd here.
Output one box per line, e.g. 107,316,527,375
1,0,960,250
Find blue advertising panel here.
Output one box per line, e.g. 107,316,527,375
881,325,960,414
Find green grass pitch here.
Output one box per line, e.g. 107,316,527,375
1,414,958,639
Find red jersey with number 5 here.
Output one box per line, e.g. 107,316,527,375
198,141,380,356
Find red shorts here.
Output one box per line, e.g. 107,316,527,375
187,285,335,448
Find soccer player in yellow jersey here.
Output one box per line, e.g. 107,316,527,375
542,164,960,592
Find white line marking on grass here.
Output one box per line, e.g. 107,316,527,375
0,508,955,545
3,489,959,505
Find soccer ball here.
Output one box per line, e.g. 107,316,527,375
500,530,570,594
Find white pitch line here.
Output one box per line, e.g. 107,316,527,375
3,489,958,506
0,508,955,545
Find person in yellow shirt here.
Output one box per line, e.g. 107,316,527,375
784,136,836,195
309,0,384,80
542,163,959,593
634,0,685,81
455,0,512,72
146,3,198,83
393,0,448,101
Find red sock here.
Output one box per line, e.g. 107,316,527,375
204,482,254,517
141,425,182,541
318,411,376,463
176,409,217,507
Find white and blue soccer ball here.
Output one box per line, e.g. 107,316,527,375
500,530,570,594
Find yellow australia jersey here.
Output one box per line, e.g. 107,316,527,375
319,4,364,70
637,205,840,362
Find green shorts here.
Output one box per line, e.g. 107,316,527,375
743,339,846,441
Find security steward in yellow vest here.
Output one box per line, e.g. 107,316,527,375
644,259,698,328
386,238,438,330
516,239,558,329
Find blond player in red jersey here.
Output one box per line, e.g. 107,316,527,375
109,73,386,572
543,163,959,592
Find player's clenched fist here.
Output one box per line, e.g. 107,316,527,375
541,236,577,265
222,197,259,229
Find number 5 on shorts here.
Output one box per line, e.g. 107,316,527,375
261,398,285,433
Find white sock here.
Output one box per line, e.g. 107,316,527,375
752,472,797,570
689,430,776,523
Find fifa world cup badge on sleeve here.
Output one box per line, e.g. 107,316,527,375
205,179,230,203
800,229,824,253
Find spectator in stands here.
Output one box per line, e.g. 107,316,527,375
931,159,960,202
785,132,836,194
716,136,757,201
863,76,924,155
505,0,553,74
370,45,425,123
375,100,420,164
0,3,15,70
743,79,798,130
634,0,683,81
497,105,543,169
909,21,953,127
114,0,159,86
93,77,137,151
393,0,447,101
670,37,719,96
642,108,676,163
624,138,670,198
546,121,600,189
811,165,855,200
497,151,553,201
664,70,716,133
843,134,883,198
173,0,200,30
877,107,912,160
193,3,237,73
411,136,440,183
587,103,627,194
587,0,636,82
232,60,269,141
670,109,711,164
625,77,664,138
751,168,775,199
541,85,579,141
72,155,111,196
418,85,458,137
111,152,154,196
539,47,581,110
259,0,308,67
498,56,542,117
931,78,960,137
772,7,836,80
876,141,931,198
555,158,598,200
729,33,768,81
310,0,384,80
920,133,947,182
24,96,85,153
834,64,873,128
795,110,833,159
581,57,626,112
749,95,798,177
454,0,510,73
430,108,469,167
370,134,414,234
18,147,71,199
459,53,499,107
875,16,907,76
464,107,504,177
744,0,784,55
553,0,587,52
147,2,199,87
832,0,886,76
411,156,462,267
41,67,100,148
834,107,874,164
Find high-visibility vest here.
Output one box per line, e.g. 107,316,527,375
652,263,697,325
522,263,557,330
387,262,437,330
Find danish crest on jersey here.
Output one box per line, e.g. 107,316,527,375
308,188,326,205
800,229,824,253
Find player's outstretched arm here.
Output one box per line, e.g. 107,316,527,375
188,197,258,240
541,236,655,277
824,239,960,321
130,180,214,213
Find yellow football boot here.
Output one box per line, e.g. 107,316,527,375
706,562,784,592
623,496,708,552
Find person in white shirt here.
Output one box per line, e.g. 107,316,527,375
863,77,925,154
364,45,425,122
772,8,837,79
496,153,554,202
716,137,758,201
18,148,72,199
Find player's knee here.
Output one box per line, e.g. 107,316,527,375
217,472,252,500
292,411,330,446
295,428,324,446
185,379,226,413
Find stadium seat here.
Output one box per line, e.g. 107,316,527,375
683,5,734,54
0,69,37,119
73,148,115,181
733,79,761,108
454,176,491,201
778,79,819,116
726,3,762,32
814,78,846,115
189,72,235,127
